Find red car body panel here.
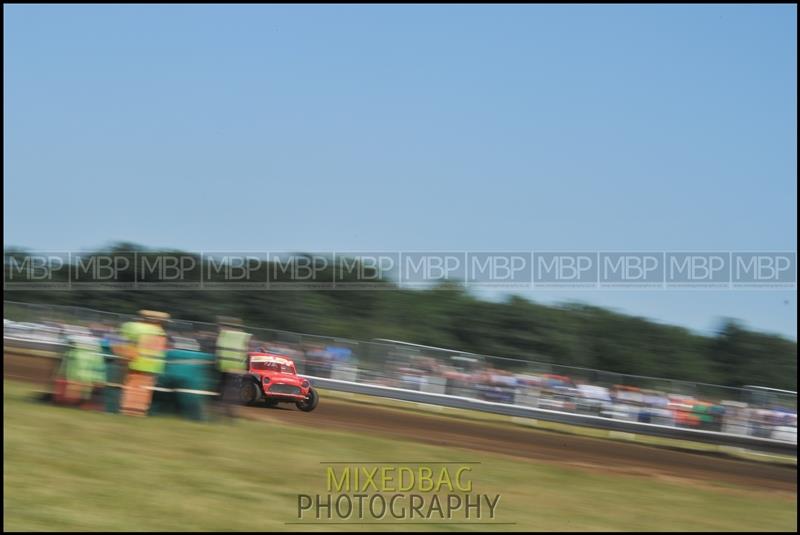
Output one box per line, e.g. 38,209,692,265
247,352,311,401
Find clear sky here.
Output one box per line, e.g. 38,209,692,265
4,4,797,339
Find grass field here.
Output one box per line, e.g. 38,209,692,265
3,380,796,532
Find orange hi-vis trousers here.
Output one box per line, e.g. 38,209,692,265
120,371,157,416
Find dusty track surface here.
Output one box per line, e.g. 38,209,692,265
4,352,796,493
241,399,797,493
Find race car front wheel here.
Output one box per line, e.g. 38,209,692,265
296,388,319,412
239,380,260,406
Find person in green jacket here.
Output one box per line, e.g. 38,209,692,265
116,310,169,416
57,329,106,407
215,316,252,417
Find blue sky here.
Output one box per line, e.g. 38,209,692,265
4,5,797,339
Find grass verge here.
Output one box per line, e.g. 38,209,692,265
4,380,797,532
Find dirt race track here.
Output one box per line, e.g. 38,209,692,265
4,351,796,494
244,398,797,493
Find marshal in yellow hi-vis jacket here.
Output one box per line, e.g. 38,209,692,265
215,316,252,416
116,310,169,416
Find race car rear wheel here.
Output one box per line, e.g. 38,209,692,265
296,388,319,412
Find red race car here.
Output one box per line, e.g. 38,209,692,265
239,352,319,412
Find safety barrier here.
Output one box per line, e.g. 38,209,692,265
3,300,797,453
3,335,796,455
305,376,798,455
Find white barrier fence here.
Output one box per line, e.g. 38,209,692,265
3,299,797,456
303,375,797,455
